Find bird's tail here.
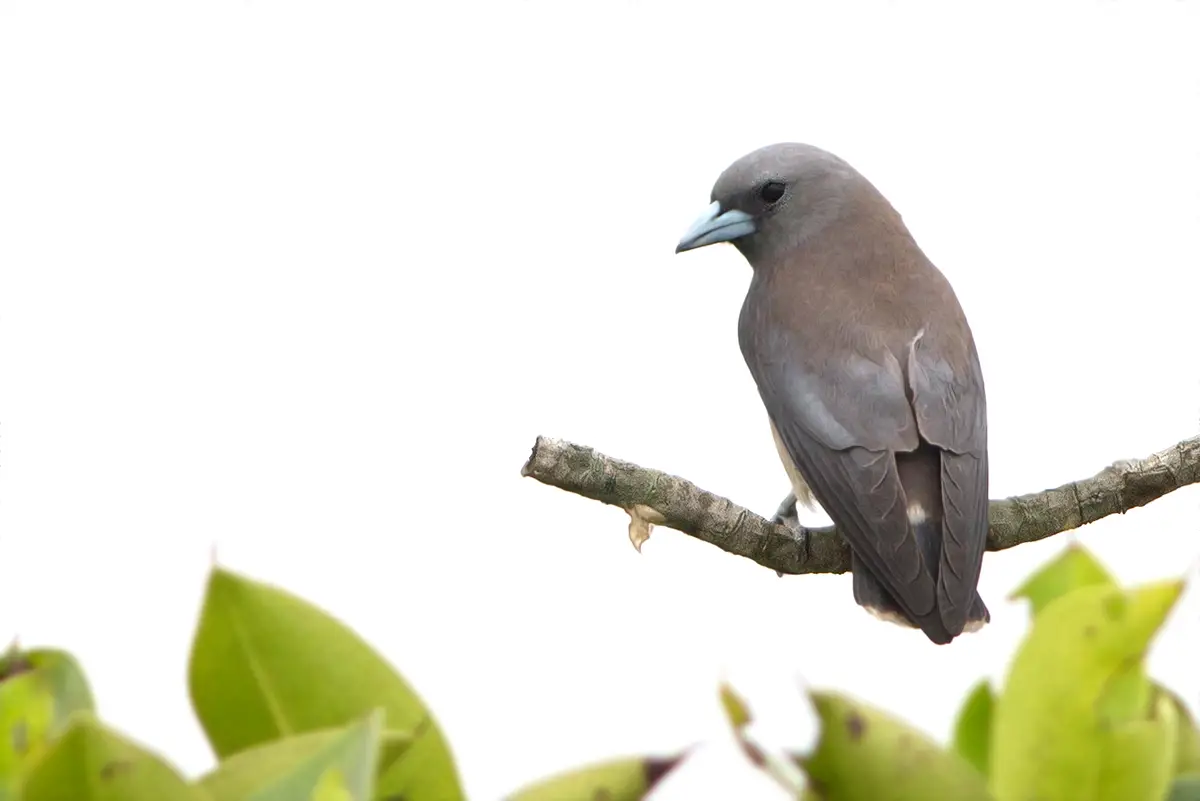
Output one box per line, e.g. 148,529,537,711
851,520,990,645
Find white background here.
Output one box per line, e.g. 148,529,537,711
2,1,1199,798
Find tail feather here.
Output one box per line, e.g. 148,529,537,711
851,521,990,645
851,440,989,645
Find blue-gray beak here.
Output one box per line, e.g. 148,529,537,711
675,201,756,253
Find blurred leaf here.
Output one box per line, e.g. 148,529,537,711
375,729,416,786
198,712,405,801
1009,543,1116,617
990,578,1184,801
20,712,204,801
1155,685,1200,776
718,682,804,795
1168,775,1200,801
719,682,752,729
1096,660,1151,727
952,680,995,778
504,754,684,801
311,768,354,801
0,646,95,797
243,709,382,801
187,566,462,801
1098,690,1178,801
797,689,990,800
199,728,343,801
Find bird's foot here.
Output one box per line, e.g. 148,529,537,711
771,492,803,577
772,491,800,529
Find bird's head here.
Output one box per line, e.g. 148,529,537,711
675,142,867,261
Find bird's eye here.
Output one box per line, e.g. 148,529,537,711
759,181,786,204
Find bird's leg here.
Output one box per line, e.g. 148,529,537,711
772,490,800,529
771,491,803,577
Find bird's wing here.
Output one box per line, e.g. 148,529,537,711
743,330,938,618
906,329,989,634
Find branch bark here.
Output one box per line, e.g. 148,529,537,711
520,435,1200,575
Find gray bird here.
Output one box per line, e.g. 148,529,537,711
675,143,990,645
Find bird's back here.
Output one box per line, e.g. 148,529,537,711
737,188,990,643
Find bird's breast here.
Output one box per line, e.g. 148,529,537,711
739,272,923,370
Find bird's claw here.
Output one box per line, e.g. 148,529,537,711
772,491,804,577
772,491,800,530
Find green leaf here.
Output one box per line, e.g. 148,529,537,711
952,680,995,778
504,755,684,801
1096,660,1151,728
311,768,354,801
19,712,204,801
1155,685,1200,776
198,713,408,801
244,709,382,801
187,566,462,801
199,728,344,801
1009,542,1116,617
1098,690,1179,801
718,682,804,795
0,646,95,797
990,578,1185,801
797,689,991,800
719,682,752,729
1167,775,1200,801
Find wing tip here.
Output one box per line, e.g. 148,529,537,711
937,590,991,639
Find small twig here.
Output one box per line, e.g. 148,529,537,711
520,435,1200,575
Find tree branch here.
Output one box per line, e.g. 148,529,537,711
519,435,1200,575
